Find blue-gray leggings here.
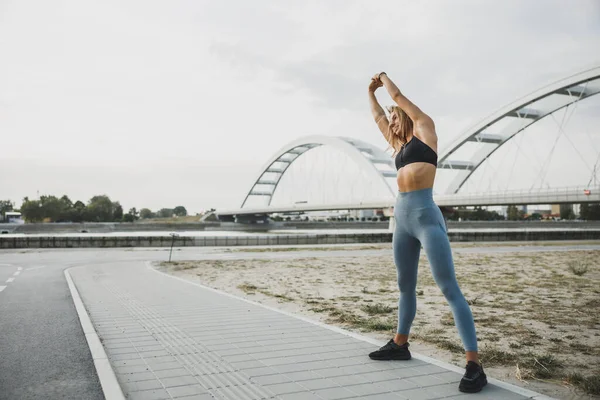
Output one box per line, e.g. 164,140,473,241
393,188,478,352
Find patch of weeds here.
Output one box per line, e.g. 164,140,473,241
377,288,392,293
503,287,522,293
412,332,463,354
466,296,480,305
361,287,378,294
360,303,394,315
272,293,294,301
364,320,396,332
417,290,424,296
518,353,563,379
255,289,294,302
474,315,503,324
479,347,518,366
483,333,500,342
428,328,444,335
237,283,257,294
565,372,600,395
309,306,336,313
437,340,464,354
440,312,455,326
567,261,589,276
583,298,600,308
337,296,361,301
569,342,594,355
565,334,576,340
162,261,196,271
509,342,522,349
328,309,364,325
520,339,542,347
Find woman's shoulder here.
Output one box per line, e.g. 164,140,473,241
414,117,437,142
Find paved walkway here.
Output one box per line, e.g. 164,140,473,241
69,260,551,400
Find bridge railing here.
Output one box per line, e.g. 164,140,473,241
435,185,598,203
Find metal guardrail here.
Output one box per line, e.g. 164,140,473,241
443,185,597,198
434,185,599,206
217,186,600,216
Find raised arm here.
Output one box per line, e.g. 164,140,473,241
378,73,434,128
368,79,391,142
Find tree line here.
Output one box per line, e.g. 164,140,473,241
444,203,600,221
0,196,187,223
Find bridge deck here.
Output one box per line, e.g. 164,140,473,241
69,261,551,400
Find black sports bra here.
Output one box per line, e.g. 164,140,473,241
395,135,438,170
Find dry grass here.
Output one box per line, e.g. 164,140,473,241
568,260,590,276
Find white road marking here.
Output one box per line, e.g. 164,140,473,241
0,286,6,292
6,278,14,283
13,271,21,276
17,267,23,271
26,266,46,271
64,269,125,400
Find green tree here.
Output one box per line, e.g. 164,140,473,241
112,202,124,221
473,206,486,220
507,205,519,221
70,200,86,222
581,203,600,220
173,206,187,217
592,204,600,220
139,208,154,219
1,200,14,218
529,213,542,221
57,195,74,221
158,208,174,218
20,197,44,222
580,203,590,219
560,204,575,220
121,207,140,223
85,195,115,222
38,195,65,221
128,207,139,219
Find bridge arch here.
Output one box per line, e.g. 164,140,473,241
439,65,600,194
240,66,600,210
241,135,396,208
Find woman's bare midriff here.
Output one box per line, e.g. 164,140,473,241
397,162,437,192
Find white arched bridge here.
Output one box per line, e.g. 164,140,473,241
217,66,600,221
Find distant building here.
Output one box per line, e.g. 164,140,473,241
530,207,551,215
2,211,24,224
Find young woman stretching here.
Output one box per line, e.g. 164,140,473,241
367,72,487,393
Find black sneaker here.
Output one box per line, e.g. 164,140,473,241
368,339,411,360
459,361,488,393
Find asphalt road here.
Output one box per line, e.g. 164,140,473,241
0,243,598,400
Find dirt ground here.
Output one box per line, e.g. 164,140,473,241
158,241,600,399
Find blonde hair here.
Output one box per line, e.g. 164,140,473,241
386,105,413,156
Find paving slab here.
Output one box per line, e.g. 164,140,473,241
69,261,551,400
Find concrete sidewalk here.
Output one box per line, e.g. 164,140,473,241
69,261,551,400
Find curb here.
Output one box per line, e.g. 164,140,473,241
148,261,556,400
64,268,125,400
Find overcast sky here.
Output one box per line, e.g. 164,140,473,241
1,0,599,214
